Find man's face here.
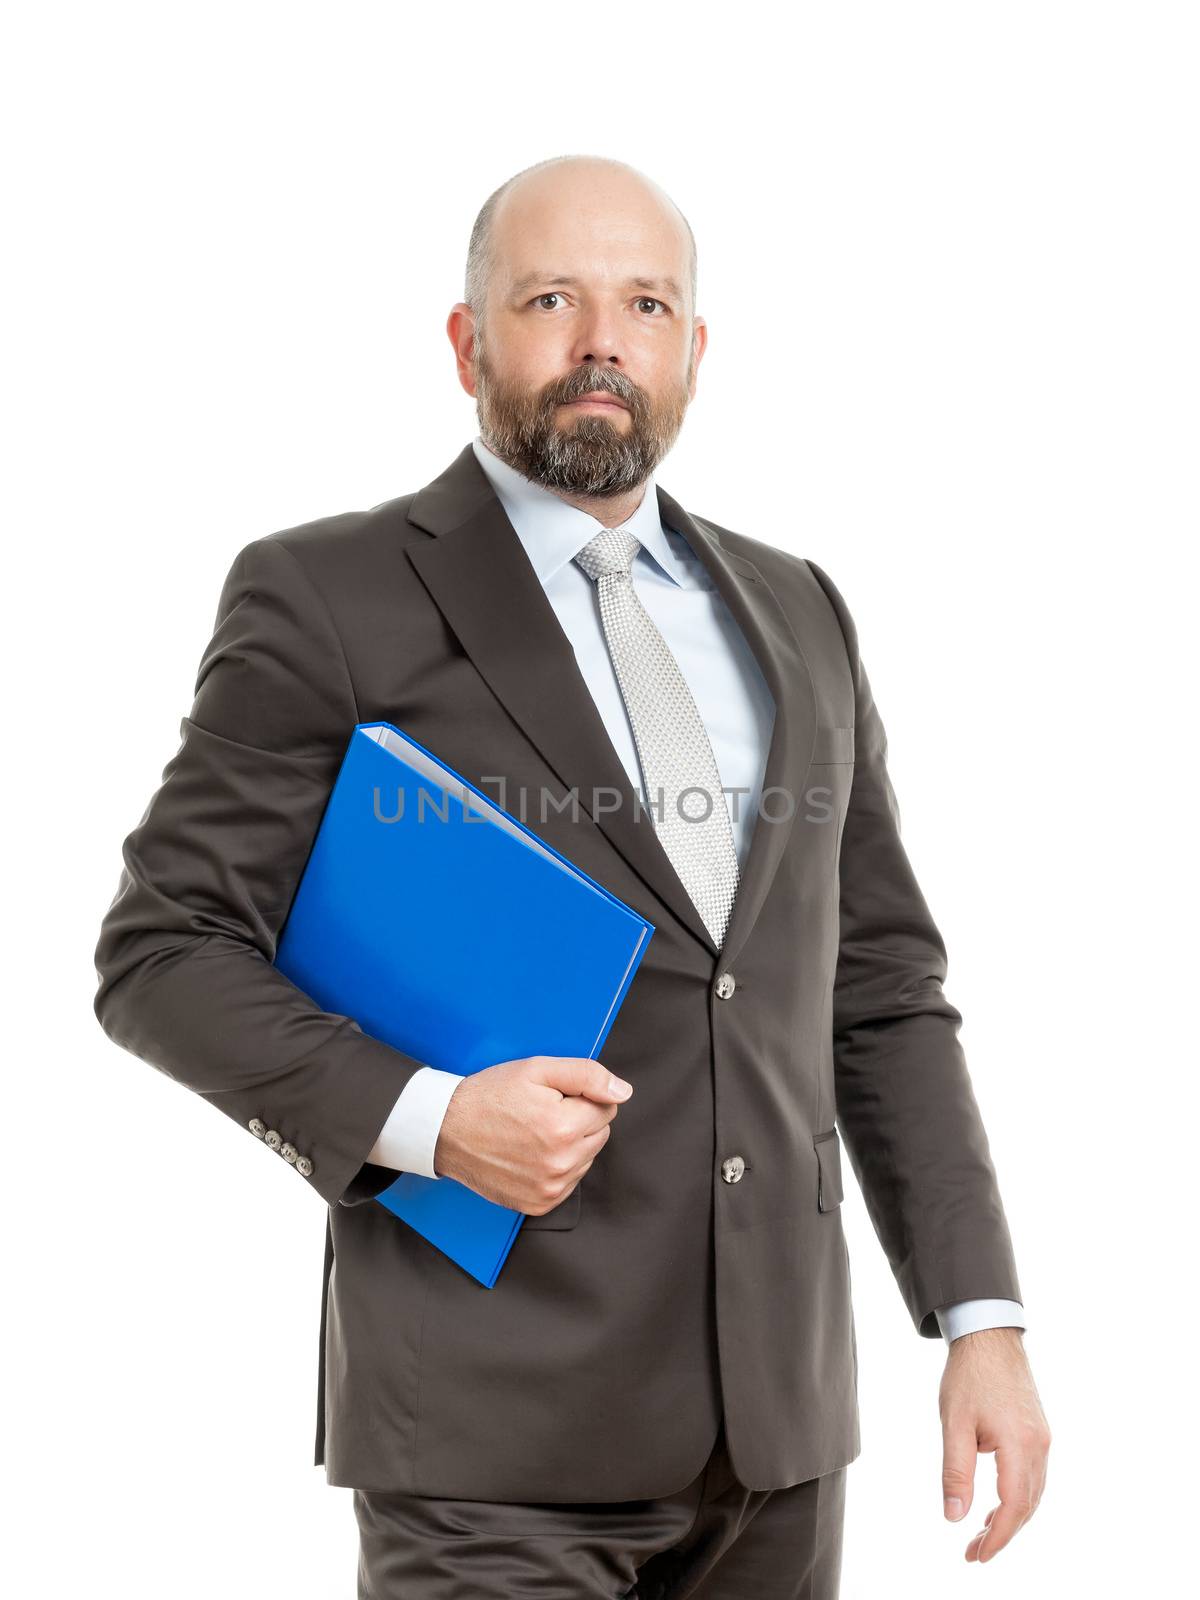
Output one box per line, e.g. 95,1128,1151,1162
464,172,703,497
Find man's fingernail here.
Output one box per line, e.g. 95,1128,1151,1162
609,1078,632,1097
945,1497,965,1520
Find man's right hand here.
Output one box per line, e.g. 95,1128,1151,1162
432,1056,633,1213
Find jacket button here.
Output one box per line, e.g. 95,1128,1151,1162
721,1155,745,1183
248,1118,266,1138
715,972,736,999
280,1142,299,1164
264,1129,282,1151
296,1156,313,1178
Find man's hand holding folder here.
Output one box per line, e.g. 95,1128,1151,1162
433,1055,634,1215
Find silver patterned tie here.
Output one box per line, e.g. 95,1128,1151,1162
573,525,740,949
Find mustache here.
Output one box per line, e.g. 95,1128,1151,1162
546,368,641,410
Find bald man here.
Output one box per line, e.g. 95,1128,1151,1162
94,154,1049,1599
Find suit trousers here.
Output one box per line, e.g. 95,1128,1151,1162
352,1417,847,1599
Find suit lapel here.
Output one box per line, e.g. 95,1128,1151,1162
654,485,818,971
404,445,816,971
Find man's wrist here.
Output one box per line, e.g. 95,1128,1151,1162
432,1079,467,1180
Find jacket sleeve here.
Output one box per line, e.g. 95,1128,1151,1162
806,559,1023,1337
92,533,427,1209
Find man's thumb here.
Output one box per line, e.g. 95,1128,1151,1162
582,1059,633,1102
535,1057,633,1102
942,1424,977,1521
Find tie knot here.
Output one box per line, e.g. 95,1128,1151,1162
573,525,640,584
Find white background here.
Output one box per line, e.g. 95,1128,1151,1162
4,3,1196,1595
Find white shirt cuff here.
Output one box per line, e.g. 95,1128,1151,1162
936,1298,1027,1342
367,1067,464,1179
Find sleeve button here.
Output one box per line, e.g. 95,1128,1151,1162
264,1129,282,1151
248,1118,267,1138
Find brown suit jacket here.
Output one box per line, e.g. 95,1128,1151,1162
93,441,1022,1497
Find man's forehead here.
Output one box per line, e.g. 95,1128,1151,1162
491,178,689,283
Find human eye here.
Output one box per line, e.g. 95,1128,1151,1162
530,292,566,310
635,297,669,316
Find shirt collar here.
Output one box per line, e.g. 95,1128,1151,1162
471,434,688,589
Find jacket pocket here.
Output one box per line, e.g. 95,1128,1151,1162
810,725,855,764
813,1129,844,1212
520,1181,583,1230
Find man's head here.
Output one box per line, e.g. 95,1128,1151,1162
448,155,705,498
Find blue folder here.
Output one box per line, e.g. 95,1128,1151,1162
274,721,655,1287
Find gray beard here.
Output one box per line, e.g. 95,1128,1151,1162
483,413,666,498
472,347,691,498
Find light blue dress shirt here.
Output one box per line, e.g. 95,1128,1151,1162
367,434,1025,1344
